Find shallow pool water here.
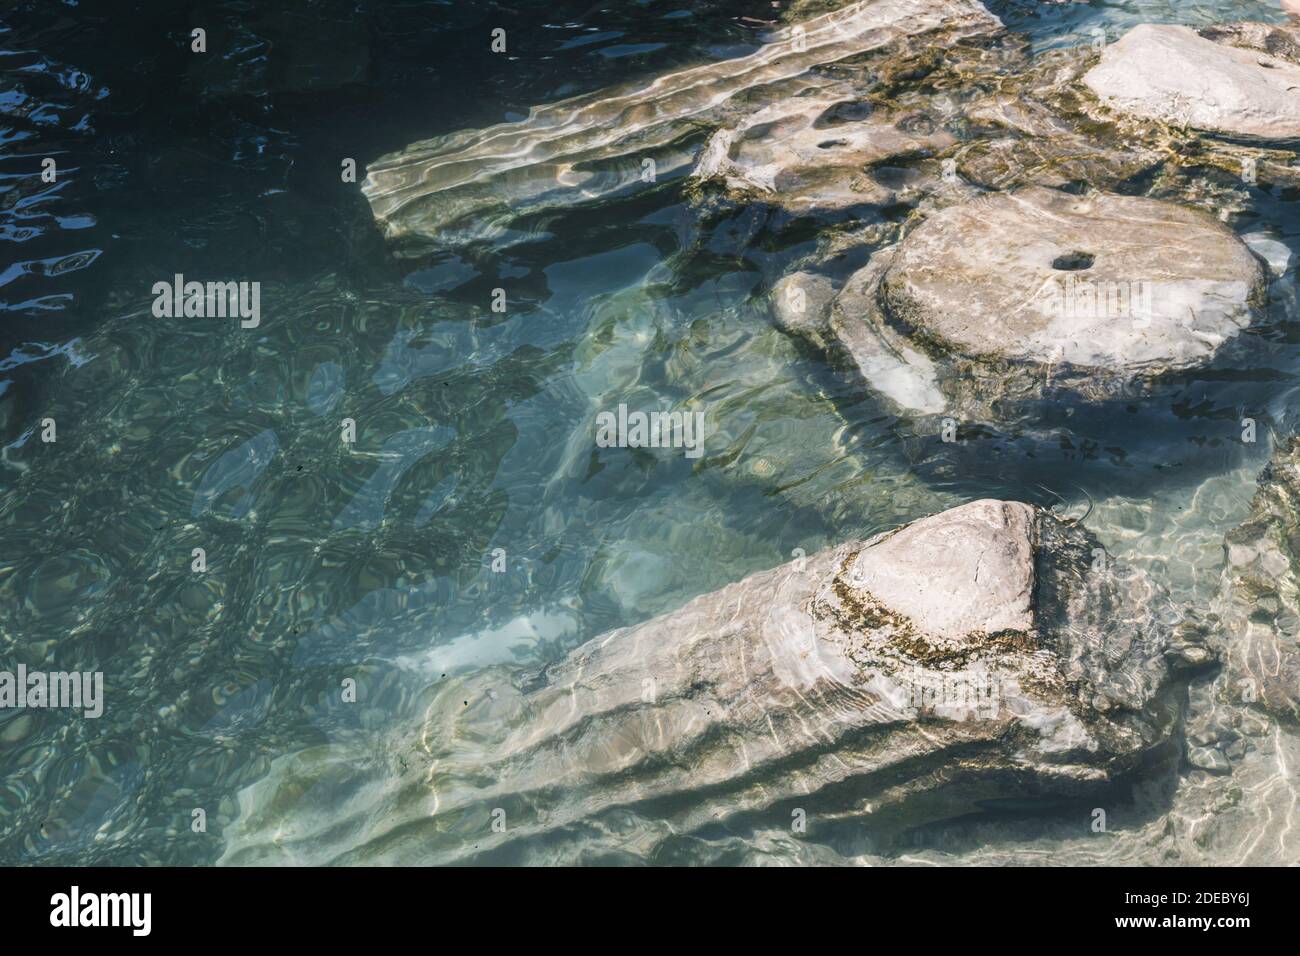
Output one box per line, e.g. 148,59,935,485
0,0,1297,864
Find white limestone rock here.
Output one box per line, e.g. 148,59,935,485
847,499,1034,642
882,187,1265,373
218,499,1181,864
1082,23,1300,140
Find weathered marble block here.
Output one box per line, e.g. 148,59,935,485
220,499,1184,864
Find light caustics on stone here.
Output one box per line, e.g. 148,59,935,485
264,2,1300,867
218,500,1189,864
361,0,1002,250
691,79,959,214
774,186,1269,416
1214,437,1300,726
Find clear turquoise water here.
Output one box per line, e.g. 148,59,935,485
0,0,1296,864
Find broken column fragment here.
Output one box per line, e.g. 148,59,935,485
774,186,1269,419
219,499,1182,864
361,0,1002,251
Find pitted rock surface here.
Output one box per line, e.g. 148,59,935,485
362,0,1002,249
693,83,958,214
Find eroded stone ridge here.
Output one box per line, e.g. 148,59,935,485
361,0,1001,250
692,80,958,214
1083,22,1300,140
219,499,1180,864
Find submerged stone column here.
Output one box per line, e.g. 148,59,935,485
220,500,1185,864
361,0,1003,250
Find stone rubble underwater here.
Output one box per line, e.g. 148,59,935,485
221,1,1300,864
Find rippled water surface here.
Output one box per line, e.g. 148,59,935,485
1,0,1297,864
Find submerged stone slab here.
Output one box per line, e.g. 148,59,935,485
362,0,1001,250
693,82,958,214
1083,23,1300,140
1214,438,1300,725
776,186,1268,416
219,499,1180,864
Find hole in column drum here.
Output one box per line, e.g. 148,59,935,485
1052,251,1095,271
